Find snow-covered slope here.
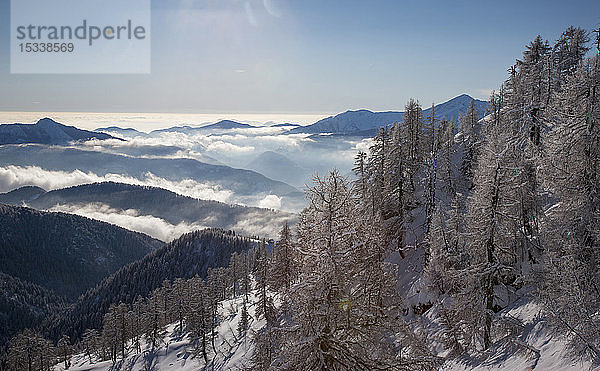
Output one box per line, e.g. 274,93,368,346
56,289,264,371
56,288,595,371
442,299,597,370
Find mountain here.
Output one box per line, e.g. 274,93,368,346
291,109,404,135
94,126,149,138
2,182,297,238
431,93,487,122
150,120,255,135
0,204,163,299
44,229,252,341
0,144,306,211
0,185,45,205
0,118,120,145
270,122,301,128
149,125,195,134
289,94,488,135
246,151,307,187
199,120,255,130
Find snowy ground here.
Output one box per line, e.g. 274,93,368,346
55,284,597,371
442,299,597,371
54,290,263,371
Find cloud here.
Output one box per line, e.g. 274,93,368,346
232,210,296,239
0,165,234,203
353,138,373,153
48,203,206,242
206,140,255,154
477,89,494,99
257,194,282,209
48,202,298,241
0,165,302,212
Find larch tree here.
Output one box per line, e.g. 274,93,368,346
269,222,297,292
271,170,438,370
537,53,600,359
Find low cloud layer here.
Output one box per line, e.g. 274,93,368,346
0,165,233,203
0,165,296,214
48,203,207,242
257,194,282,209
83,127,361,190
47,202,297,241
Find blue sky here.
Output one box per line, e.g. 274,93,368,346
0,0,599,114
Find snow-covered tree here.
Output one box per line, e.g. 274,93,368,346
271,170,438,370
423,105,441,241
81,329,99,363
269,222,298,292
57,335,72,369
7,329,55,371
143,289,165,351
255,239,275,325
457,99,481,191
553,26,590,81
537,53,600,359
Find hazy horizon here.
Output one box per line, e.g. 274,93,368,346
0,111,329,131
0,92,488,131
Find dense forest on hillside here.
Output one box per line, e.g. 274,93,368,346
0,204,162,299
41,229,252,345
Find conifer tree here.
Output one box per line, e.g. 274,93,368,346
271,170,438,370
537,54,600,359
269,222,297,292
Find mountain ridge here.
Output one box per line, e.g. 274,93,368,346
0,118,121,145
0,182,297,239
289,94,488,135
43,228,252,342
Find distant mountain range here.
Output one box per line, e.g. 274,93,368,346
0,118,120,145
289,94,488,135
270,122,301,128
150,120,255,135
95,126,150,138
0,144,306,211
199,120,254,130
96,94,485,138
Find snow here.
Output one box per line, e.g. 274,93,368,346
54,288,264,371
51,278,599,371
443,298,597,371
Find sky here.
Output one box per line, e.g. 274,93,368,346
0,0,599,116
